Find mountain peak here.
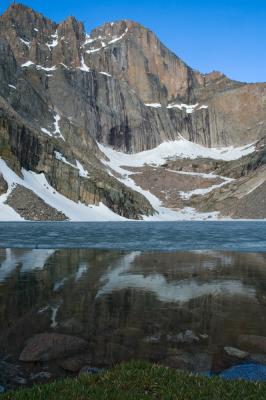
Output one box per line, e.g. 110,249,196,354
2,2,53,22
1,2,57,36
0,2,265,222
58,15,85,41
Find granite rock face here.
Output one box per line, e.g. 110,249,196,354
84,20,266,149
0,3,265,220
1,3,265,154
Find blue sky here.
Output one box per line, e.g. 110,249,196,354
1,0,265,83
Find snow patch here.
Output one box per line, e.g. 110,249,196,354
145,103,162,108
86,47,103,54
98,138,256,167
85,28,128,54
21,62,57,72
76,160,89,178
60,63,70,70
55,152,89,178
41,113,64,140
21,61,34,68
100,71,112,77
167,103,200,113
0,187,24,222
83,34,97,46
41,128,53,137
36,65,57,72
53,113,64,141
80,56,90,72
144,103,209,112
46,31,59,50
108,28,128,44
20,38,31,47
179,176,234,199
54,151,74,167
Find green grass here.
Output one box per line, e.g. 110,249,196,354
2,361,266,400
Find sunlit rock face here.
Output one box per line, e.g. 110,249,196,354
1,3,265,154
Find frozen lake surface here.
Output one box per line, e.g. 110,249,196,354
0,221,265,251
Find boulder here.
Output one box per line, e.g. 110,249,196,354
19,333,88,362
224,346,249,359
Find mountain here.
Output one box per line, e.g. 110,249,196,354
0,3,265,221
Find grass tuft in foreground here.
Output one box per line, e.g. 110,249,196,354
2,361,266,400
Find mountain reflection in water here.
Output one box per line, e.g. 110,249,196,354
0,249,266,389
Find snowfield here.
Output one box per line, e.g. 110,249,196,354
0,138,257,221
97,138,256,221
98,138,256,168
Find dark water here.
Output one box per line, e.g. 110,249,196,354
0,221,266,251
1,247,266,389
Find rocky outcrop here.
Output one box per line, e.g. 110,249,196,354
84,20,266,148
85,21,241,105
84,20,201,104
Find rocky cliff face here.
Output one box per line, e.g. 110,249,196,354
83,19,266,148
0,3,265,220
